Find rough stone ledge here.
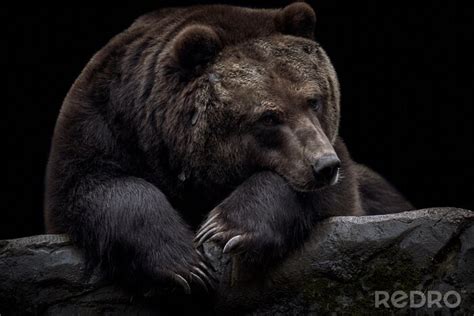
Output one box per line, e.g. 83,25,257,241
0,208,472,315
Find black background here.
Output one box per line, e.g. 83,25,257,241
2,1,473,239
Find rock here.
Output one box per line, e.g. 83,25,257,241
0,208,473,315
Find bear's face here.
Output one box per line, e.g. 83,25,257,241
163,3,341,192
205,36,341,191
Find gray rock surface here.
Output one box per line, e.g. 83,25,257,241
1,208,473,315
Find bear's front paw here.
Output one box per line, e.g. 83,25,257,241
194,208,284,266
148,243,217,294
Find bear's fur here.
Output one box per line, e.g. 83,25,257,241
44,3,413,292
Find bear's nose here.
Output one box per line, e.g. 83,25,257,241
312,154,341,187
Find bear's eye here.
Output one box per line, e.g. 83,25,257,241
259,111,281,127
308,98,322,112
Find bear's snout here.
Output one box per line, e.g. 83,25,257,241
311,154,341,188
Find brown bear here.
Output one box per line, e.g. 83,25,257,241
44,3,412,293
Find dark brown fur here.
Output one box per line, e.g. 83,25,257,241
44,3,413,292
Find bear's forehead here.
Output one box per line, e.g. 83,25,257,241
209,36,331,106
212,36,322,80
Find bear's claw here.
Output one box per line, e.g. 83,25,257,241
192,265,216,288
195,223,221,246
195,211,247,256
208,232,225,243
190,272,208,292
223,234,243,254
200,213,219,230
173,273,191,294
196,255,217,275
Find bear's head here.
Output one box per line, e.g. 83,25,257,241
160,3,341,192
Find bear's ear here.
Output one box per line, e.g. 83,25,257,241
275,2,316,39
171,24,222,70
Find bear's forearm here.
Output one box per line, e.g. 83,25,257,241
48,175,197,285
